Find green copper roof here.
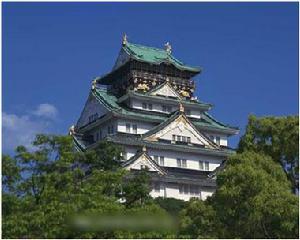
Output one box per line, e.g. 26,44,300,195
89,87,239,134
123,42,201,73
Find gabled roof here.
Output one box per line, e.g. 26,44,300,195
122,41,201,73
122,148,167,175
143,110,219,149
80,87,239,135
147,80,182,99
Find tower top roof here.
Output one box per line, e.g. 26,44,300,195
122,40,201,73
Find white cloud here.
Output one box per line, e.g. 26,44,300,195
2,104,59,153
32,103,58,119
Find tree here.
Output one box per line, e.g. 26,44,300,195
154,197,187,216
2,134,175,238
179,152,298,239
238,115,299,192
213,151,298,238
179,198,218,238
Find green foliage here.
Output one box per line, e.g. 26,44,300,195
179,151,299,239
154,197,187,216
238,115,299,191
2,134,173,239
179,198,217,238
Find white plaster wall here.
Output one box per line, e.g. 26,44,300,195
123,146,223,171
150,182,214,201
131,99,175,113
189,109,201,119
91,119,117,141
149,149,223,171
77,96,108,128
159,123,209,146
203,132,228,146
117,119,155,134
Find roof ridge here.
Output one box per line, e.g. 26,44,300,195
126,41,166,53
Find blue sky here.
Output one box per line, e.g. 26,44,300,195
3,2,299,153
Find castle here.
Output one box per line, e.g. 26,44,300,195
71,35,239,201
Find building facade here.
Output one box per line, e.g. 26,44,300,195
71,36,239,201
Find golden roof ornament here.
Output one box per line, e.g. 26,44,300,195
179,102,184,112
122,33,128,45
164,42,172,54
69,125,75,136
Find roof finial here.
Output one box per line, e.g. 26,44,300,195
179,102,184,112
164,42,172,54
142,145,147,152
91,79,97,90
122,33,128,45
69,125,75,136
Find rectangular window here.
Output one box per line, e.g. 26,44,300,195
177,135,182,142
205,161,209,171
177,158,181,167
182,159,187,168
199,161,204,170
185,109,191,116
154,182,160,192
142,103,147,109
172,135,176,141
148,103,153,110
210,135,214,141
132,124,137,134
126,123,130,133
216,136,221,145
153,155,159,163
182,136,187,142
187,137,191,143
179,184,183,194
159,156,164,166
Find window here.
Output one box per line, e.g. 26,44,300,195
132,124,137,134
177,158,187,168
162,105,172,112
172,135,176,141
126,123,131,133
143,103,152,110
183,185,189,194
205,161,209,171
96,132,99,141
141,165,147,170
179,184,183,194
185,109,191,116
154,182,160,192
182,136,187,142
159,156,164,166
177,135,182,141
177,158,181,167
153,155,159,163
187,137,191,143
199,161,204,170
216,136,221,146
209,135,214,141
